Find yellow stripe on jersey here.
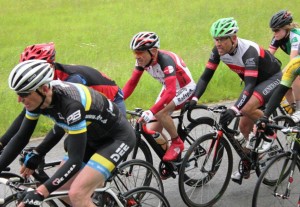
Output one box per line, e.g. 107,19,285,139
90,153,115,172
25,113,39,120
78,84,92,111
68,128,87,135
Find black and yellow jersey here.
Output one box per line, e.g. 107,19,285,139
26,80,120,136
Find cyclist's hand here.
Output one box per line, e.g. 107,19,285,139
23,151,43,170
18,190,44,207
138,110,154,123
188,100,197,110
256,116,269,129
220,109,236,126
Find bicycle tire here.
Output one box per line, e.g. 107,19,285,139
112,159,164,194
254,115,296,186
1,193,59,207
122,186,170,207
178,132,233,207
252,152,300,207
127,138,153,165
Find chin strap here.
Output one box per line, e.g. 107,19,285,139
145,49,154,67
35,89,47,109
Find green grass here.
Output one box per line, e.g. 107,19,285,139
0,0,298,136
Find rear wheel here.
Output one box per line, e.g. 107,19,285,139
112,159,164,194
123,186,170,207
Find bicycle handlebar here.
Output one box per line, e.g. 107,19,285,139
187,104,227,123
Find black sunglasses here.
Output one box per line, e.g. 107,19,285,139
272,28,280,32
17,91,32,98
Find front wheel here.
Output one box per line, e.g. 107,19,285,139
122,186,170,207
112,159,164,194
178,132,233,207
252,152,300,207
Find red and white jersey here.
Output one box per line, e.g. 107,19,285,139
123,49,195,114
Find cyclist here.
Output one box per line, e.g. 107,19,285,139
268,10,300,120
1,60,135,207
123,31,196,162
258,44,300,127
189,17,282,180
0,42,126,154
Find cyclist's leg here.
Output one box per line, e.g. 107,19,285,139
239,95,263,140
69,117,135,206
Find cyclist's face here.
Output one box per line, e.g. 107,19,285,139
17,89,44,111
272,28,287,40
214,36,235,56
133,50,151,67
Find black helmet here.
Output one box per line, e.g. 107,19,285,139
270,10,293,29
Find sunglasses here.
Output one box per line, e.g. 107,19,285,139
272,28,280,32
214,36,230,43
17,91,32,98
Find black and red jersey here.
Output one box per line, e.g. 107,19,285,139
53,62,119,101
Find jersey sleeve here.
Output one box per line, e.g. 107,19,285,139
0,118,38,172
193,47,220,99
234,46,259,110
122,66,144,100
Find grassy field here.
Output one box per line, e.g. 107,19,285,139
0,0,298,136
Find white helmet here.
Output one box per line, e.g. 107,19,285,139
130,31,160,51
9,59,54,92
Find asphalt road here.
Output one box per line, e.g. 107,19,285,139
2,101,261,207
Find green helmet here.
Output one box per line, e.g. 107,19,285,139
210,17,239,37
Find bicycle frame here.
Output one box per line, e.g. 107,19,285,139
0,177,126,206
128,106,198,177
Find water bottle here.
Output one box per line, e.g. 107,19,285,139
152,132,168,151
234,132,246,148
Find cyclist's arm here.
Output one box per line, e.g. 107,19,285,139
0,117,38,172
65,74,87,85
42,132,86,194
268,37,278,55
264,84,290,117
193,47,220,100
234,46,259,110
193,68,215,99
290,50,298,60
0,108,26,147
122,66,144,100
35,124,65,156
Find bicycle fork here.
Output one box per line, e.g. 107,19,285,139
273,153,297,200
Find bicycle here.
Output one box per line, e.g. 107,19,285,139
178,104,293,207
0,177,170,207
252,115,300,207
0,147,165,206
126,104,216,179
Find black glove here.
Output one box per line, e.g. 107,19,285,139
20,190,44,207
188,100,197,110
256,116,269,129
23,151,43,170
256,116,274,136
220,109,236,126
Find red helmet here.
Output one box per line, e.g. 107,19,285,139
20,42,56,63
